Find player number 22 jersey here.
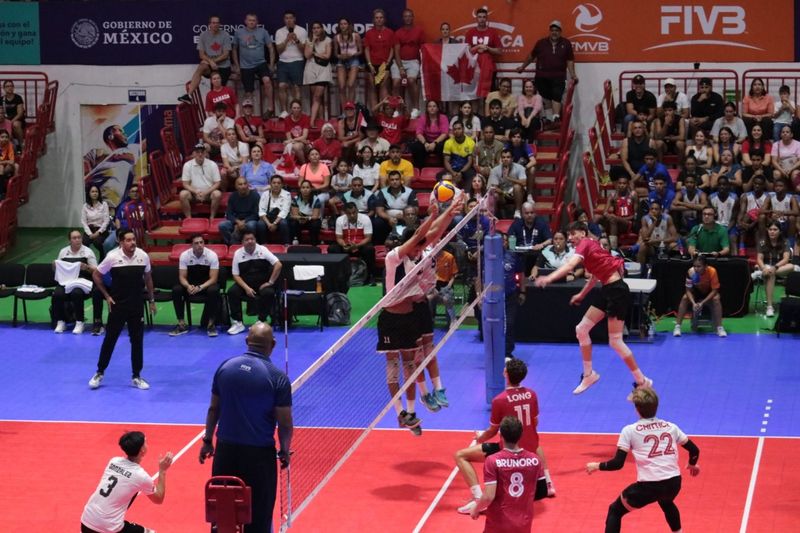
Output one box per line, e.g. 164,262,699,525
617,417,688,482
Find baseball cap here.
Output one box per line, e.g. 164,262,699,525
549,20,562,30
242,98,254,107
193,142,206,152
633,75,646,84
388,96,402,108
343,101,356,110
664,78,676,87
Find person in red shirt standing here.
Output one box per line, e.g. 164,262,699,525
465,8,501,105
363,9,395,110
391,9,425,119
535,222,652,398
469,416,548,531
455,358,555,515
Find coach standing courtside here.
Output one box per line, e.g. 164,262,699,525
89,228,156,390
200,323,293,533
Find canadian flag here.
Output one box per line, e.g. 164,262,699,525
421,43,491,102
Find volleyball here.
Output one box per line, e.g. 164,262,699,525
433,180,456,203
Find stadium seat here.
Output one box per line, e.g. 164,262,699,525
13,263,57,326
415,167,442,189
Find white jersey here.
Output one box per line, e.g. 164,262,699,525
58,244,98,268
709,192,737,226
178,247,220,271
769,192,794,213
617,417,689,482
744,191,769,213
81,457,156,532
383,247,418,307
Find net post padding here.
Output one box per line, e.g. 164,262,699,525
482,233,506,403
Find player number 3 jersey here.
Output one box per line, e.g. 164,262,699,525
617,417,689,482
81,457,156,532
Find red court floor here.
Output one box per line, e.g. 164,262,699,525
1,421,797,532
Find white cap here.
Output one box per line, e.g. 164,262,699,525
664,78,677,87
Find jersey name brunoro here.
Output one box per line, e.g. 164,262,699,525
495,457,540,468
506,391,532,403
108,463,133,478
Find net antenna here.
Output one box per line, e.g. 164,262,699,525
280,280,292,531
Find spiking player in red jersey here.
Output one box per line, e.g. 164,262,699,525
455,359,555,515
535,221,652,398
469,416,548,531
586,387,700,533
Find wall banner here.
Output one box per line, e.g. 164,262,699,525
0,2,41,65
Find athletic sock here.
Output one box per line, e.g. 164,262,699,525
470,485,482,499
432,377,443,389
544,469,552,484
407,397,416,413
632,369,645,384
393,401,404,415
417,380,430,395
582,361,593,377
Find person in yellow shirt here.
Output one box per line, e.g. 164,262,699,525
379,144,415,187
443,121,476,187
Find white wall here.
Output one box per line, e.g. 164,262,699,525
8,61,800,227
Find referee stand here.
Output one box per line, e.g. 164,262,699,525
205,476,251,533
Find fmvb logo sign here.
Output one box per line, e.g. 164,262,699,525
645,5,761,51
569,3,610,55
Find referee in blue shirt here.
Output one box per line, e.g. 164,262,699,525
200,323,293,532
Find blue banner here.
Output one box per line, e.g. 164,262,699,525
40,0,404,65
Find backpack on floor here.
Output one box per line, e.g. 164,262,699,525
776,297,800,335
326,292,351,326
349,259,368,287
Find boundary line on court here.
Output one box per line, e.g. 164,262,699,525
739,436,765,533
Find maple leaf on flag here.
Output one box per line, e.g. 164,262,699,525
447,52,475,85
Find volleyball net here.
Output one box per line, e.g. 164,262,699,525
279,195,499,530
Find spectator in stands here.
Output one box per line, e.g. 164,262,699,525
737,174,769,245
460,197,491,251
689,77,724,136
227,229,283,335
275,11,308,118
180,143,222,221
233,13,276,118
597,175,637,250
482,100,514,143
0,129,16,198
713,126,741,164
169,234,221,337
711,102,747,143
506,128,536,199
334,18,363,109
685,130,713,171
81,184,110,260
742,124,772,169
484,78,517,118
465,173,488,203
374,170,418,244
284,99,310,163
709,176,740,249
312,122,342,170
235,99,266,150
204,71,237,119
754,221,796,317
443,121,476,188
574,208,604,238
465,8,501,110
741,149,769,193
410,100,449,169
451,101,481,140
363,9,395,109
516,20,576,122
379,143,416,186
338,101,364,162
773,85,797,141
622,75,657,134
0,107,11,137
299,147,332,210
474,124,504,179
179,15,232,105
303,21,333,126
437,22,457,44
635,148,671,194
373,96,408,148
509,201,552,252
202,102,235,159
258,175,292,245
289,180,322,245
516,80,543,143
2,80,25,148
648,174,675,212
529,231,581,280
353,145,380,192
488,148,526,218
358,121,390,162
220,176,260,245
651,101,685,162
103,185,142,253
241,145,276,193
657,78,689,119
763,177,798,243
429,244,457,328
392,204,421,238
328,159,353,217
674,254,726,337
686,205,730,258
772,124,800,189
671,174,707,233
614,119,653,181
221,128,249,185
710,148,743,190
742,77,774,138
330,202,376,284
53,229,103,335
636,201,678,268
391,9,424,118
343,176,375,216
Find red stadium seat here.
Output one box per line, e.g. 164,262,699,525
415,167,442,189
179,218,209,237
205,476,251,533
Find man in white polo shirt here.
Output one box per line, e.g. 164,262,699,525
329,202,376,284
228,229,283,335
170,234,221,338
179,143,222,221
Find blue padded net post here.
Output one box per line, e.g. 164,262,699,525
482,233,505,403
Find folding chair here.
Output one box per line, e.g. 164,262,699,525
205,476,251,533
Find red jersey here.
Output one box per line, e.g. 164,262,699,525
394,25,425,60
285,114,311,139
363,27,395,65
614,193,635,218
377,113,407,145
490,386,540,453
465,27,500,67
484,448,545,533
235,115,264,139
312,137,343,162
205,87,237,118
574,237,624,284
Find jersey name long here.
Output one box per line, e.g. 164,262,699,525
617,417,689,482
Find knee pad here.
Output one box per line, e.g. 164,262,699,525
575,316,597,346
609,332,632,359
385,355,400,384
403,357,417,379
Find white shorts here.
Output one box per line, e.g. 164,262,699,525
390,59,420,80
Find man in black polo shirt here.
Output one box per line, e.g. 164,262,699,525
200,322,293,533
169,234,221,337
481,99,514,143
623,75,657,134
689,77,725,136
90,229,156,390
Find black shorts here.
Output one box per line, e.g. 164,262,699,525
204,66,232,87
377,309,420,351
621,475,682,508
82,521,145,533
413,300,433,337
481,442,502,456
534,76,567,103
241,63,272,92
598,278,630,320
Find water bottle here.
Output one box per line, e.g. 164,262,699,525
508,234,517,251
315,276,322,293
677,238,685,257
658,241,666,259
292,237,299,246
